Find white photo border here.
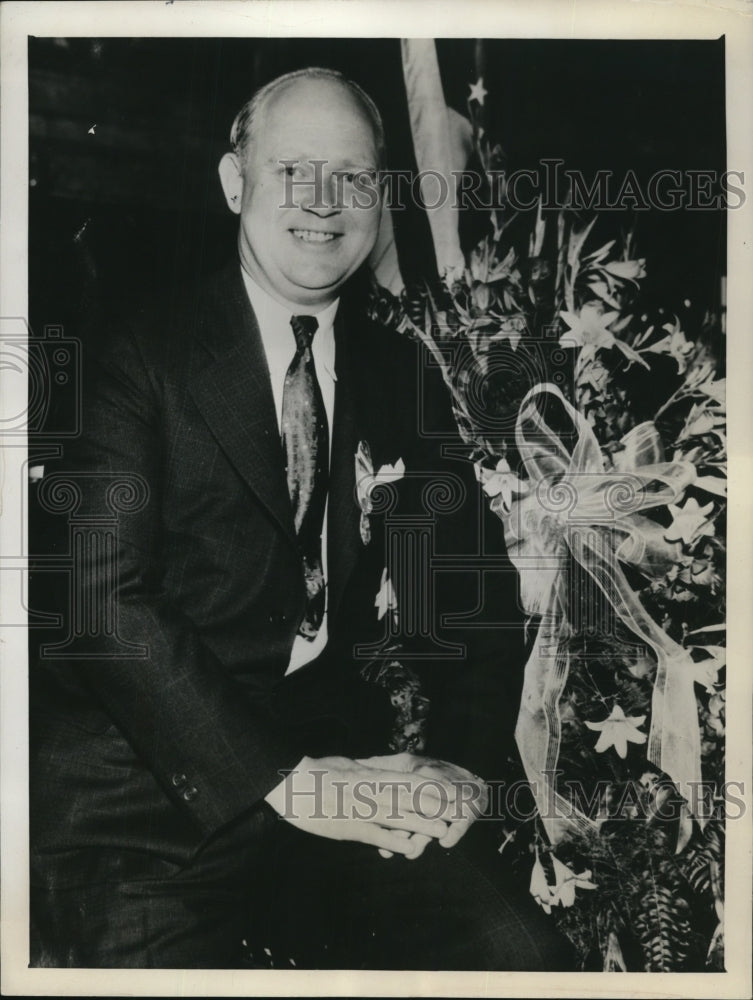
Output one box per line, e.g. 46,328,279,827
2,1,751,996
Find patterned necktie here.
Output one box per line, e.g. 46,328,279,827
282,314,328,639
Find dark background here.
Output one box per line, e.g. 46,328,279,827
29,35,726,344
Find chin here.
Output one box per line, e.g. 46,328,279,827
284,270,351,298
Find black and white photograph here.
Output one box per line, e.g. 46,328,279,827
1,1,751,996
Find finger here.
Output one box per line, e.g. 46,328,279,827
377,827,411,859
417,772,488,822
370,776,457,825
353,822,416,856
438,816,474,849
408,779,456,821
415,764,484,799
355,752,416,772
370,768,459,807
376,811,449,840
380,828,431,860
404,833,432,860
414,762,466,780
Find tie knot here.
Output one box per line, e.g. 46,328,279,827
290,314,319,352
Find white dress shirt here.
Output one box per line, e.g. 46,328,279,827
240,268,338,674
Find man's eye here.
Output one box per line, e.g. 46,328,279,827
346,170,378,185
339,171,372,186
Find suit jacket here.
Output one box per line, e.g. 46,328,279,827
29,262,527,887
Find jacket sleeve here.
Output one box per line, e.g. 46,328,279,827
65,324,304,839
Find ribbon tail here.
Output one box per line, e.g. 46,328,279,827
514,594,600,843
573,529,705,826
649,648,706,829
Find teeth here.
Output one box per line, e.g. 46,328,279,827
291,230,337,243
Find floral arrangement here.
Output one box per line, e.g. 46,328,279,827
353,440,433,754
366,82,726,971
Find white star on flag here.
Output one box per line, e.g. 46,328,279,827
468,78,488,106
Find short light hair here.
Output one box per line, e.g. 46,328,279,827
230,67,386,168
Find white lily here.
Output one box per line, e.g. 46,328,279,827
690,646,725,694
529,850,556,915
474,458,528,515
560,302,648,369
602,257,646,282
664,497,715,546
550,855,597,908
585,704,647,759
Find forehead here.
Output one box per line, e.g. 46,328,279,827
253,78,379,164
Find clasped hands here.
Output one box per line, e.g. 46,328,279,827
265,752,488,860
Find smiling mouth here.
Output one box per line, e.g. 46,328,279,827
290,229,340,244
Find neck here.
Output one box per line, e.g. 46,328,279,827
239,261,339,316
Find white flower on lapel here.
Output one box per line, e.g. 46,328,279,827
355,440,406,544
377,459,406,480
375,567,398,623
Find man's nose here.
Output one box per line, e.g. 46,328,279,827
301,169,343,216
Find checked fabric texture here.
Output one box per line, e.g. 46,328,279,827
282,314,328,639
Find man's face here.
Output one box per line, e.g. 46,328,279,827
229,78,383,310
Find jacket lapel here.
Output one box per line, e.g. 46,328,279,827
188,264,368,610
188,264,296,544
327,300,364,622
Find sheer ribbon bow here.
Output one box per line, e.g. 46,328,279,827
502,383,702,841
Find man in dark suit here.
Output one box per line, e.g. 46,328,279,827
29,67,571,970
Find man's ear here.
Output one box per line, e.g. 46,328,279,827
218,152,243,214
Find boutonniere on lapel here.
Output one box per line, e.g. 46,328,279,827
375,567,398,627
354,439,405,545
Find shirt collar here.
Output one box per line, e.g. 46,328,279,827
240,267,338,381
